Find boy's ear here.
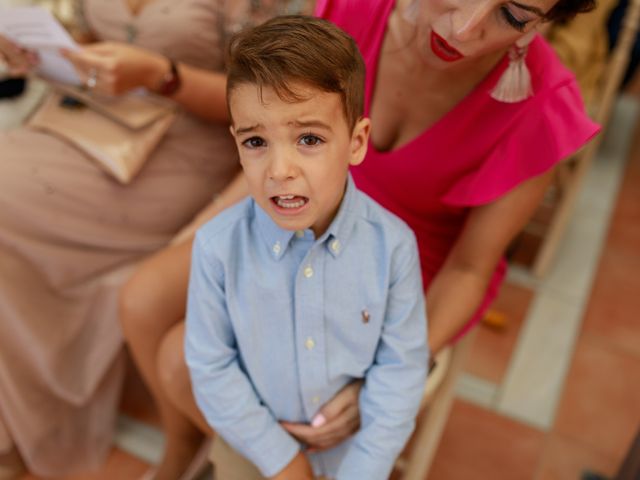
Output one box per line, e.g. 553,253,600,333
349,117,370,167
229,124,236,139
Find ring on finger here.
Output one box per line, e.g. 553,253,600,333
86,67,98,90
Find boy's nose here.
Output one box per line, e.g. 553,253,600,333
268,154,297,181
450,2,489,42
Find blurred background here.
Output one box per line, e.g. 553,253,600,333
1,0,639,479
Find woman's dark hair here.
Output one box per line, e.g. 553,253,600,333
545,0,597,22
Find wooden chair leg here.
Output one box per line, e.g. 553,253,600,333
401,328,477,480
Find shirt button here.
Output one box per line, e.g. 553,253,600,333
303,266,314,278
272,242,281,255
295,230,304,238
330,239,340,253
305,337,315,350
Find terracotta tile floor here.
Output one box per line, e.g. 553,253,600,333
534,434,619,480
581,153,640,358
465,282,534,384
427,400,546,480
552,336,640,463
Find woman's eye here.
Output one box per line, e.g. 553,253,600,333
299,134,323,147
242,136,265,148
500,6,529,32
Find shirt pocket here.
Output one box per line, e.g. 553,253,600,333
326,300,387,380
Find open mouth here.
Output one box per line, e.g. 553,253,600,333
430,31,464,62
271,194,309,210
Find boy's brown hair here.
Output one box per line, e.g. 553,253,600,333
226,15,365,130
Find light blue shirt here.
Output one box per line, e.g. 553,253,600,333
185,176,428,479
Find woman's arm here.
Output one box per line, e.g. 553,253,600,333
168,62,228,122
427,169,553,354
61,43,230,122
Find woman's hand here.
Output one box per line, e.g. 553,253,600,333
61,41,166,96
0,34,39,76
281,380,363,451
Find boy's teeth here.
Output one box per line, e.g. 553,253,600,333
275,196,306,209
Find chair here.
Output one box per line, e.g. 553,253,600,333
530,0,640,277
394,328,478,480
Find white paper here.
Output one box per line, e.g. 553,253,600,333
0,6,81,85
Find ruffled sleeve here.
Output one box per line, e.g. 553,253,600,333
441,78,600,207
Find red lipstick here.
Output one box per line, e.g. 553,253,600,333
430,31,464,62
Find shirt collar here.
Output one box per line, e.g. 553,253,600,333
322,174,358,259
254,174,359,260
255,203,298,260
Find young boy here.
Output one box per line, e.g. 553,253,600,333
185,16,428,480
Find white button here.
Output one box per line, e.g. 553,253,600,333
305,337,315,350
295,230,304,238
303,266,314,278
272,242,281,254
330,239,340,253
311,396,320,405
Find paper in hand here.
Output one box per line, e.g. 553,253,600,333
0,6,81,85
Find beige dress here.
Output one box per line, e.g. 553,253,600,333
0,0,241,475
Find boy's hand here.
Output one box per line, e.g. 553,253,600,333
281,380,362,451
270,452,314,480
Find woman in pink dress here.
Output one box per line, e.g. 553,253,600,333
119,0,599,473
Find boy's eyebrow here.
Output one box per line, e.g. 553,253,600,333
510,1,546,16
289,120,333,131
235,124,263,135
235,120,334,135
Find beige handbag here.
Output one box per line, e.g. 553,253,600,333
26,84,176,184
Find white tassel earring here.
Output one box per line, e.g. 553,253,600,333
490,30,536,103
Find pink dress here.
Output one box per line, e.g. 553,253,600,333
316,0,600,336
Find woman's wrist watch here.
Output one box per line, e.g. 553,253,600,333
156,58,181,96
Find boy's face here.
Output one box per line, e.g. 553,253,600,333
229,82,370,237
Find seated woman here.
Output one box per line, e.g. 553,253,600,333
0,0,311,478
120,0,600,474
